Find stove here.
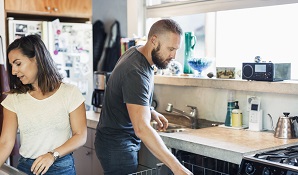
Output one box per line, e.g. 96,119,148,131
238,145,298,175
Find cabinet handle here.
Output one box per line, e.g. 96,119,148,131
45,6,51,11
53,8,58,12
85,151,91,155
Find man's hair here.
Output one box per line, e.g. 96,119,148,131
148,19,183,38
6,34,63,94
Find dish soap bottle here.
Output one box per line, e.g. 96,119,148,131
225,91,235,127
232,101,242,127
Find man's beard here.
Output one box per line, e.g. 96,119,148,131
151,43,171,69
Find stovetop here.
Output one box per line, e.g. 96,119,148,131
238,145,298,175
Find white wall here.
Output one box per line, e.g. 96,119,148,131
0,0,6,65
153,84,298,131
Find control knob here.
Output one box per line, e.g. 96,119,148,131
245,163,255,174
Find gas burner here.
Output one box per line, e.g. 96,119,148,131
281,157,298,166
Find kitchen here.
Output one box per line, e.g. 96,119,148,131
2,0,298,175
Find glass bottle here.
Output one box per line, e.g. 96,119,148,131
183,32,196,74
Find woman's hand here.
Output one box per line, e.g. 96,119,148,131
151,110,168,131
31,153,54,175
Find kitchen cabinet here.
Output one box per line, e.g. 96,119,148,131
4,0,92,18
73,127,103,175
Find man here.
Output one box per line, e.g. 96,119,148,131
94,19,193,175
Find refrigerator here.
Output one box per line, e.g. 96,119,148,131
8,19,93,109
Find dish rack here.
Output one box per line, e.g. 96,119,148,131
181,161,230,175
128,163,167,175
129,161,230,175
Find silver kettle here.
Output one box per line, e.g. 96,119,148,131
270,112,298,139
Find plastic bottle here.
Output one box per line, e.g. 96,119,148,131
224,91,235,127
232,101,243,127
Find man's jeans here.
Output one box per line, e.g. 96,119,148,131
94,133,138,175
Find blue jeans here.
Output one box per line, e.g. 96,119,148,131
94,133,138,175
17,154,76,175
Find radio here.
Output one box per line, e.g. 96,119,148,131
242,62,291,81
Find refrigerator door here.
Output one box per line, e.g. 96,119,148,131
7,19,49,48
48,21,93,109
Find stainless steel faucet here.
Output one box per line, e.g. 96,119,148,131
165,103,199,129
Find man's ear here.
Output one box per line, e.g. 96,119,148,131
151,35,157,46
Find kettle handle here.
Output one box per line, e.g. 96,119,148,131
267,113,275,131
294,116,298,123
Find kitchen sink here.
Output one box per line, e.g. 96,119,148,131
150,113,223,132
151,122,187,133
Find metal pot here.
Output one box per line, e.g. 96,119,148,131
269,112,298,139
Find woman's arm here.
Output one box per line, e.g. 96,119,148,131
0,108,18,166
53,102,87,156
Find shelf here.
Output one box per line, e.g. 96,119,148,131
154,75,298,95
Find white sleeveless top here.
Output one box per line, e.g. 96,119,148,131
1,83,85,158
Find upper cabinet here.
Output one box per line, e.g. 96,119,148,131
5,0,92,19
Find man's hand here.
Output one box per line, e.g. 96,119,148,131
151,110,168,131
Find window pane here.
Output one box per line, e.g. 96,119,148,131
146,13,211,73
216,3,298,79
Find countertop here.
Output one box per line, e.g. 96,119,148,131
86,111,298,164
0,164,26,175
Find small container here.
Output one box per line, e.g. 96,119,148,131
225,91,235,127
232,101,242,127
216,67,235,79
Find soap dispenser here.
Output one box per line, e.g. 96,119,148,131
232,101,242,127
224,91,235,127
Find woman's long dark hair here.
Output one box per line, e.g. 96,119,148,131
6,35,63,94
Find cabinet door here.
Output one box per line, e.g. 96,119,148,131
73,146,92,175
24,0,50,13
50,0,92,18
91,149,104,175
5,0,51,14
5,0,23,11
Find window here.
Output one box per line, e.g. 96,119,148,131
145,1,298,80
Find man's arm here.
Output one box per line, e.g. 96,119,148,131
127,103,193,175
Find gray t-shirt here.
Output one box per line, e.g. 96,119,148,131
96,46,154,151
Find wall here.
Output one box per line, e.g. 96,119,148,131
92,0,127,37
154,84,298,131
0,0,5,56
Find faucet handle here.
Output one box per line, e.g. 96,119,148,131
186,105,197,110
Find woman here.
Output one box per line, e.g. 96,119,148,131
0,35,87,175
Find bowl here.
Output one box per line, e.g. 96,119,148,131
168,60,183,75
187,58,212,77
